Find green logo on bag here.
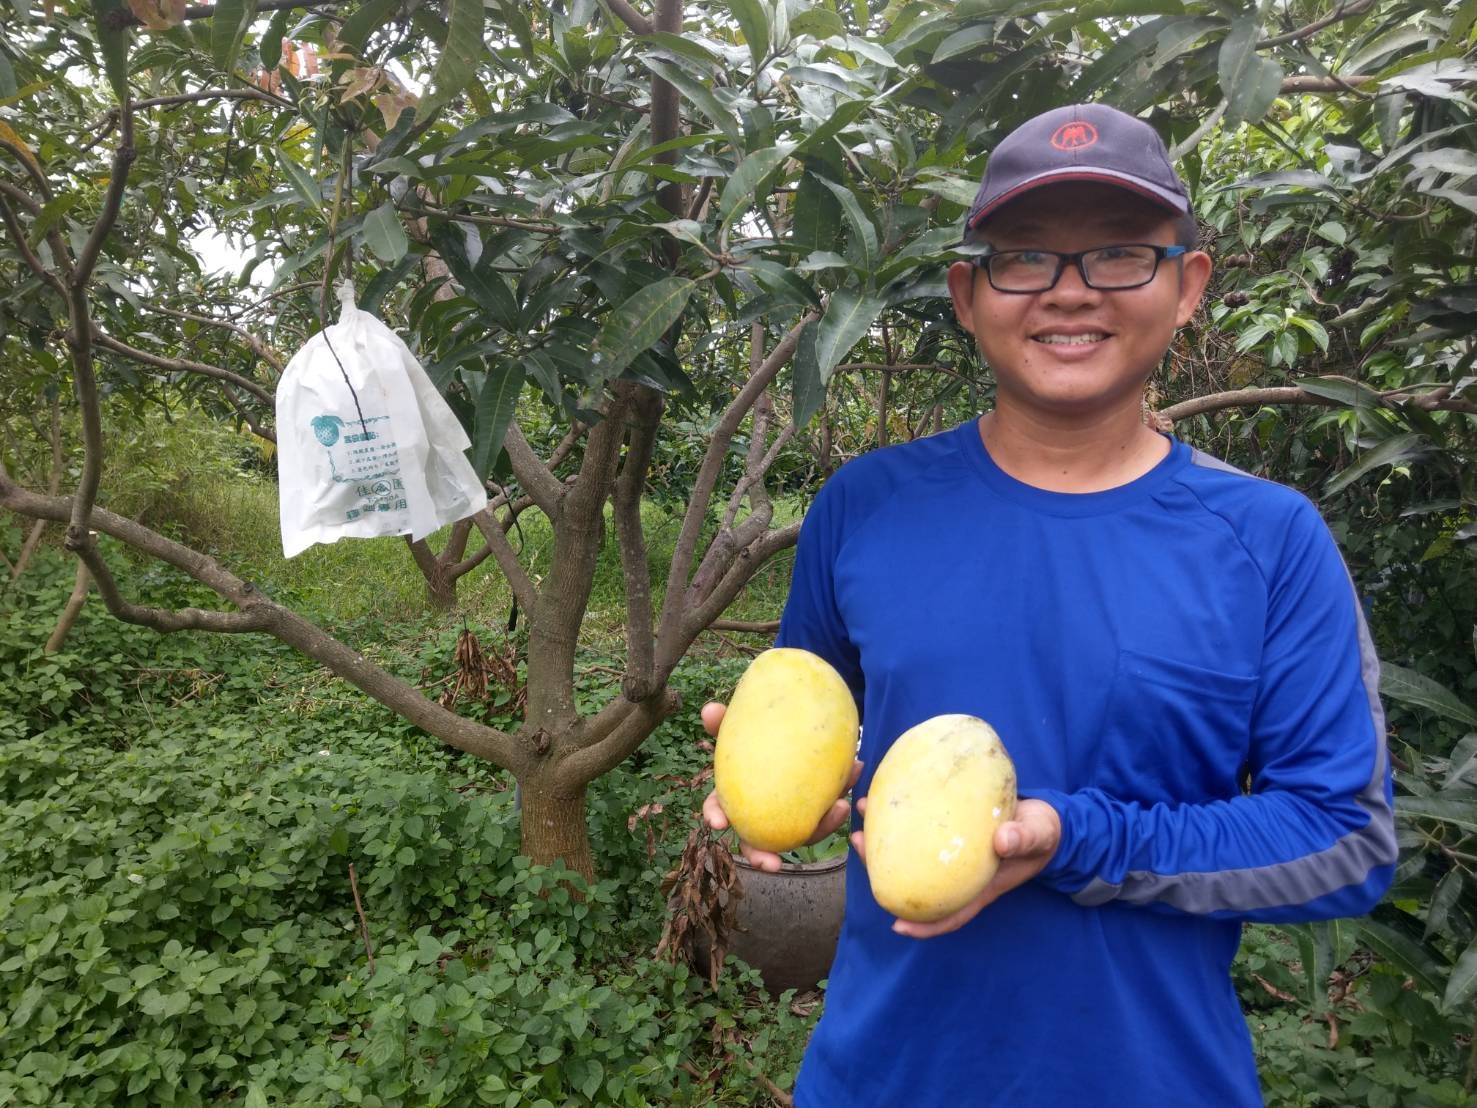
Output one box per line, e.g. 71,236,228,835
311,414,345,446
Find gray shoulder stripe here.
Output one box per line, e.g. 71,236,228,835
1188,447,1252,477
1073,579,1396,914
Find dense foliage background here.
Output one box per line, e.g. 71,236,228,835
2,0,1476,1103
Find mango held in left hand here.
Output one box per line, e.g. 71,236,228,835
714,648,860,853
864,715,1018,923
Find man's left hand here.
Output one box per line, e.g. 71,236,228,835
849,797,1063,939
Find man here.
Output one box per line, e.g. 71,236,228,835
703,103,1396,1106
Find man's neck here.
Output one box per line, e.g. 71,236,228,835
977,404,1169,494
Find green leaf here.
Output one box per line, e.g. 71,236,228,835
1294,375,1382,408
932,24,995,64
276,150,322,211
1399,796,1477,834
818,177,877,271
472,361,526,476
729,0,770,72
592,277,695,378
1352,920,1445,994
340,0,401,54
1287,315,1329,353
91,0,132,102
1426,869,1465,940
640,57,743,149
408,993,438,1026
1217,17,1284,125
1381,663,1477,727
790,9,846,39
260,8,290,70
792,170,842,255
814,288,883,380
717,145,791,233
790,98,871,161
792,318,824,428
244,1085,269,1108
361,201,408,264
421,0,486,117
1322,433,1428,498
210,0,258,74
1443,934,1477,1012
428,223,518,330
1445,733,1477,789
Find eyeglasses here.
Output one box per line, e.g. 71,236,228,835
973,244,1188,293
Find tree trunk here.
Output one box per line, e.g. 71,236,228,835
519,782,595,881
44,560,91,653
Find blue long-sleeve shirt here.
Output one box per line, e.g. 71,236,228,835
777,419,1395,1107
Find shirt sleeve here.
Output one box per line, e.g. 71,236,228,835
1032,499,1397,922
775,480,865,710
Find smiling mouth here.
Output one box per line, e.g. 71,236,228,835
1033,332,1110,345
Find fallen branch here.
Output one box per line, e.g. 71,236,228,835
348,862,376,975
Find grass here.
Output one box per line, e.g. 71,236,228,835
78,403,798,656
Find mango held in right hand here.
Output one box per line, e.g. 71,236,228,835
864,714,1018,923
714,648,859,853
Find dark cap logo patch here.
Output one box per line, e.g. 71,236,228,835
1050,122,1098,151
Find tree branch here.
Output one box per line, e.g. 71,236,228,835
504,424,567,519
612,383,663,699
603,0,654,36
0,474,526,769
558,687,681,788
470,506,539,615
75,539,270,633
107,0,346,29
1160,382,1477,423
0,196,68,298
144,304,287,379
1278,74,1375,95
654,311,817,670
73,107,134,287
674,522,801,667
1258,0,1377,49
93,330,275,407
132,88,295,112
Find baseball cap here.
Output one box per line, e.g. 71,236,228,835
964,104,1189,232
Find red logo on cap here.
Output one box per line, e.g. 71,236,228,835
1051,122,1098,151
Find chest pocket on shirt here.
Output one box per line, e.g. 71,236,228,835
1092,649,1257,805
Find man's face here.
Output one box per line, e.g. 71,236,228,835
946,182,1211,420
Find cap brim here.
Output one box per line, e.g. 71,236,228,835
968,168,1188,230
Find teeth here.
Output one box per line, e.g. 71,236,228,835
1035,333,1107,345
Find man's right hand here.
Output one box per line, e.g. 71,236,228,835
699,700,863,872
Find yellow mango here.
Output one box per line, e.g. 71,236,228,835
715,648,859,853
864,714,1018,922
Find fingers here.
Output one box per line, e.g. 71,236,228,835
849,828,866,865
700,701,726,738
846,759,864,791
855,795,868,816
740,843,784,873
701,788,729,831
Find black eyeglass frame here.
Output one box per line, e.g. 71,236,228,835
970,243,1189,293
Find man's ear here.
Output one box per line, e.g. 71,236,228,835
1174,250,1213,327
946,260,978,336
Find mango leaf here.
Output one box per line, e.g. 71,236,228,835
815,288,883,380
1382,663,1477,728
1352,920,1446,994
361,201,408,264
428,223,518,331
420,0,486,117
1445,733,1477,789
1295,376,1382,408
1217,17,1283,125
792,318,824,428
472,361,526,476
1321,433,1428,498
340,0,400,53
210,0,257,73
1399,797,1477,834
91,0,132,101
790,98,871,161
1443,934,1477,1012
729,0,770,72
275,150,322,211
260,8,290,70
717,145,791,233
819,177,877,271
792,171,842,255
932,24,996,64
592,277,694,378
1425,869,1465,940
640,57,743,149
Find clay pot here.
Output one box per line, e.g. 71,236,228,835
697,854,847,994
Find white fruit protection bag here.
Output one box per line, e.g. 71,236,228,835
275,285,487,558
